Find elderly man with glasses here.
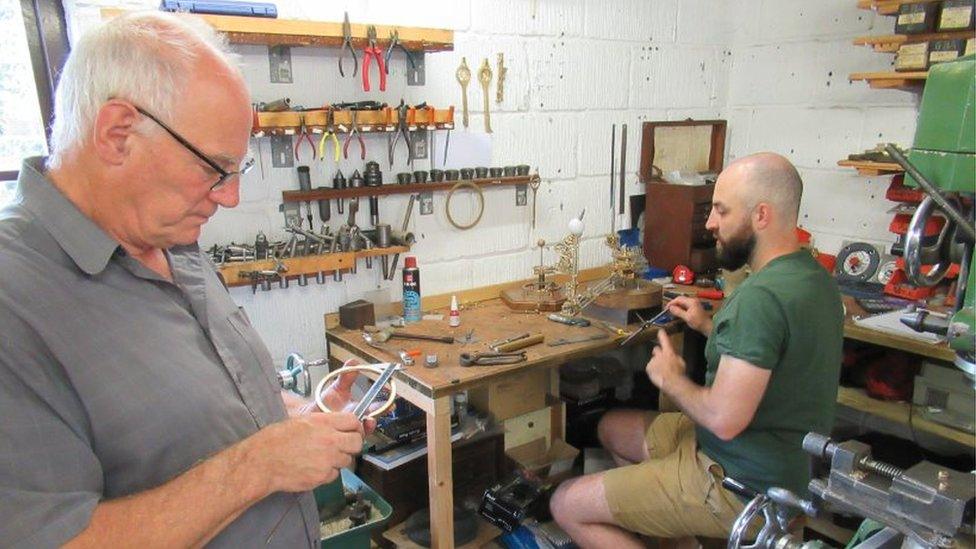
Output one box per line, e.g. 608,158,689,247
0,12,369,549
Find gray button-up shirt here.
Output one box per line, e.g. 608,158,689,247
0,158,317,548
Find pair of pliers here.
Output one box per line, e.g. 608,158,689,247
317,106,340,162
459,351,527,366
384,29,416,75
361,25,386,92
343,110,366,160
294,114,316,161
387,100,413,167
338,12,358,77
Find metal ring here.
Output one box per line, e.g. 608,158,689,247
314,364,397,419
445,181,485,230
905,195,954,287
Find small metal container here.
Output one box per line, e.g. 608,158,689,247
474,167,489,179
375,224,392,247
413,170,428,184
445,169,460,181
397,172,413,184
460,168,475,180
503,166,517,177
516,164,531,176
489,167,503,178
430,169,445,182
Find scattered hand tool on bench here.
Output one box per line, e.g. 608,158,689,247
491,333,544,353
547,313,590,327
547,333,609,347
364,326,455,344
618,309,671,347
459,351,527,366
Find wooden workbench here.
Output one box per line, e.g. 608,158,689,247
325,279,681,549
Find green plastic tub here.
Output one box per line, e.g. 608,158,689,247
315,469,392,548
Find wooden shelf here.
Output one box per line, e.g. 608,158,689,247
101,8,453,52
854,30,976,52
218,245,408,287
857,0,941,15
837,386,975,447
837,159,905,176
282,175,535,203
254,107,454,136
849,70,927,89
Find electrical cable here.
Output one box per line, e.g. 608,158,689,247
445,181,484,230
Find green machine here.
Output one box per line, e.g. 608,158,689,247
885,54,976,383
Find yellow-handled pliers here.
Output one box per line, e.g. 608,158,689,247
317,106,340,162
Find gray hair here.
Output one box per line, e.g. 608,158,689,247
47,11,240,169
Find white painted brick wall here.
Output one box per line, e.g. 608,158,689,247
65,0,915,363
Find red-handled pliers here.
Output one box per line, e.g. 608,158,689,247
361,25,386,92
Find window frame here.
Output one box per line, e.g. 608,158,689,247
1,0,69,181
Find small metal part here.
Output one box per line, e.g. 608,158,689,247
459,351,526,366
268,45,292,83
496,52,507,104
478,58,493,133
618,308,670,347
424,354,439,368
456,57,471,128
547,313,590,327
547,333,609,347
352,362,400,420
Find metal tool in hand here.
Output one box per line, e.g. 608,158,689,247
456,57,471,128
529,172,541,228
388,100,414,168
361,25,386,92
384,28,416,75
459,351,526,366
317,106,340,163
478,58,493,133
618,308,671,347
548,333,609,347
338,12,357,77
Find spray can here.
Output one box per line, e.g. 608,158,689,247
449,295,461,327
402,256,421,323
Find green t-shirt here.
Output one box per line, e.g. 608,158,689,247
696,250,844,496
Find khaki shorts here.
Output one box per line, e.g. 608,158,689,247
602,412,745,538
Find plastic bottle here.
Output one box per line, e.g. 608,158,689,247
449,295,461,327
402,256,421,323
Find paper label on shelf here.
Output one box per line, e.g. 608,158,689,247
896,43,929,70
966,38,975,56
930,49,961,63
940,6,973,29
898,12,925,25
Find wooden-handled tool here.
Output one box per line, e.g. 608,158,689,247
491,333,544,352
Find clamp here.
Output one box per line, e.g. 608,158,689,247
388,100,414,167
293,113,316,161
338,12,358,77
343,110,366,160
459,351,527,366
317,106,340,162
361,25,387,92
384,28,416,75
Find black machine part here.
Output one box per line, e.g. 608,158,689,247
403,505,478,547
479,472,545,533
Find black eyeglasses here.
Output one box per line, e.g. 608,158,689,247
133,105,254,191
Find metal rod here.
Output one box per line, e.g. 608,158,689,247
619,124,627,215
610,123,616,233
885,143,975,242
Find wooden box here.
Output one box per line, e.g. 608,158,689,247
469,368,548,422
639,119,726,273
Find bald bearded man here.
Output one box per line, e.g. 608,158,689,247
550,153,843,547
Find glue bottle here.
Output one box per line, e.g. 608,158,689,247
449,295,461,327
402,256,421,323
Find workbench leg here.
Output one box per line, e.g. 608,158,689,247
427,395,455,548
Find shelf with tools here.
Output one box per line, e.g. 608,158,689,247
217,245,409,289
853,29,975,51
849,70,928,88
837,159,905,175
101,8,454,52
252,106,455,136
857,0,942,15
281,175,536,203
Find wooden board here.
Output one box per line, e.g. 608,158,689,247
854,30,976,52
326,298,682,399
842,296,955,362
218,246,408,287
837,386,975,447
837,159,905,176
101,8,453,51
857,0,942,15
255,107,454,134
283,175,534,203
849,71,927,89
